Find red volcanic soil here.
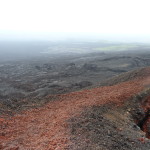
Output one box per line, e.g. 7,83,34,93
1,68,150,150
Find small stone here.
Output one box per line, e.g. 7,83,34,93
138,137,145,143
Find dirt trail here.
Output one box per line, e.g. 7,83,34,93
1,70,150,149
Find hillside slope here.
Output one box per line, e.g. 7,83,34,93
0,67,150,149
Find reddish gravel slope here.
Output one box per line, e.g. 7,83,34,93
1,67,150,150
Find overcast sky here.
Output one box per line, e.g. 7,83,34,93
0,0,150,41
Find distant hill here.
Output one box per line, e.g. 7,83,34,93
101,67,150,86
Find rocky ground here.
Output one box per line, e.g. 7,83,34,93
0,67,150,149
1,49,150,114
1,43,150,149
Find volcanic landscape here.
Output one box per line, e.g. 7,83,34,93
0,41,150,150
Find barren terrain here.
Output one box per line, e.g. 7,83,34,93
1,67,150,149
1,42,150,114
0,41,150,149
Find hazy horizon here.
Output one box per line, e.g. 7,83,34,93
0,32,150,43
0,0,150,43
